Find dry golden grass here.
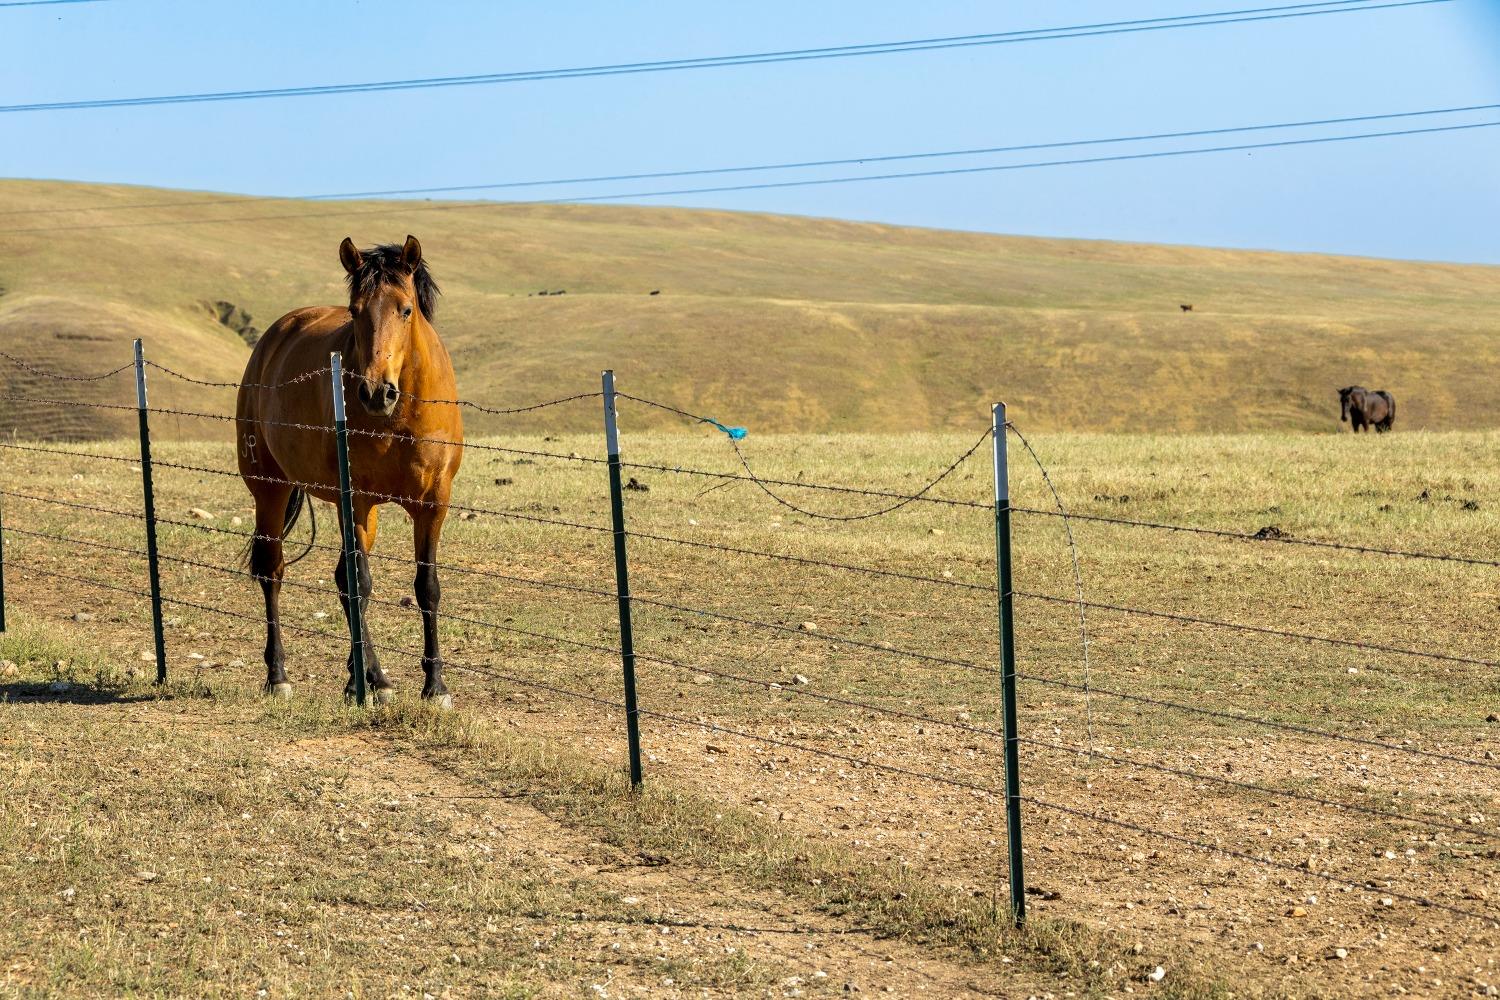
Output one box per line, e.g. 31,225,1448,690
1,424,1497,996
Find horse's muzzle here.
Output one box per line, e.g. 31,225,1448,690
356,379,400,416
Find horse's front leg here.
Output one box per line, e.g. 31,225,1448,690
337,501,395,701
411,500,451,708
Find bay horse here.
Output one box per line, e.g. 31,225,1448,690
1339,385,1395,433
236,236,463,706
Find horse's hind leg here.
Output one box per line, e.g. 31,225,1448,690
250,483,293,697
336,501,395,701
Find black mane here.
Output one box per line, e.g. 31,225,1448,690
346,243,440,321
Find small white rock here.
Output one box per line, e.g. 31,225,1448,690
1148,967,1166,982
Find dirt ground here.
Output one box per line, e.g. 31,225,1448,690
3,682,1082,998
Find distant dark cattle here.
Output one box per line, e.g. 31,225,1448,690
537,290,549,296
553,290,566,296
1339,386,1396,433
649,289,661,296
1179,303,1193,312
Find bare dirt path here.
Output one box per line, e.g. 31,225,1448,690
272,722,1051,999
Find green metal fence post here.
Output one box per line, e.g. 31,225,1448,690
330,352,367,707
134,340,168,684
602,370,644,788
992,401,1027,925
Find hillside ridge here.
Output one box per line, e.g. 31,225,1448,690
2,178,1498,438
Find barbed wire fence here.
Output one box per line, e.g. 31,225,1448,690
0,344,1496,949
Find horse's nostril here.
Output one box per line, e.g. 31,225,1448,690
381,382,399,403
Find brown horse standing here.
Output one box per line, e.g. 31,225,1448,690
236,236,463,706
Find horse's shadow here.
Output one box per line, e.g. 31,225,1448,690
0,680,165,706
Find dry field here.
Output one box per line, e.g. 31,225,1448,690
1,417,1498,998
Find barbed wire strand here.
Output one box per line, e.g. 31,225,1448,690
1015,589,1498,668
6,559,350,648
131,402,601,468
0,440,140,465
0,391,137,413
616,455,990,511
147,458,611,535
0,487,150,522
143,359,604,417
1005,421,1096,757
1012,505,1500,568
617,392,993,521
1021,672,1500,772
143,362,333,392
0,350,133,382
1015,735,1497,842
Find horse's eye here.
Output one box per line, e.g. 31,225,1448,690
402,306,413,319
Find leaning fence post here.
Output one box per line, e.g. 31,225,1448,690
0,490,7,634
329,352,367,707
601,370,644,788
992,401,1027,925
133,340,168,684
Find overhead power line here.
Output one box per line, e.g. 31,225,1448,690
534,118,1500,203
5,100,1493,219
0,115,1493,236
0,0,105,7
208,102,1500,201
0,0,1451,114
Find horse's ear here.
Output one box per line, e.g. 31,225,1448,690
401,235,423,269
339,237,362,275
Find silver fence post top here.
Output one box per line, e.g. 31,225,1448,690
330,351,347,423
133,339,148,410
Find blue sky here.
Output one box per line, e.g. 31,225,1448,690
2,0,1498,262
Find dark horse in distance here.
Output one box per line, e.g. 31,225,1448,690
236,236,464,707
1339,386,1395,433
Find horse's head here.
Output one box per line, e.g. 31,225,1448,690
1338,386,1357,422
339,235,440,417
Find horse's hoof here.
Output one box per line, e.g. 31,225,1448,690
372,687,398,705
267,682,293,700
427,693,453,712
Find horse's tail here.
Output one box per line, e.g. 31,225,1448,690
239,489,317,570
282,490,317,565
1383,393,1395,428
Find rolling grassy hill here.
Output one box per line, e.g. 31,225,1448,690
2,177,1498,438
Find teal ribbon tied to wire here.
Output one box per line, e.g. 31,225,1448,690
700,417,747,440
